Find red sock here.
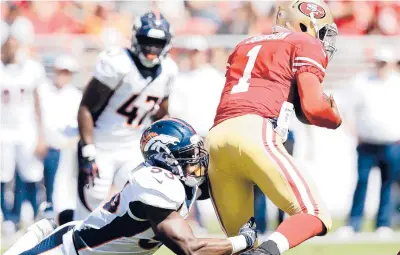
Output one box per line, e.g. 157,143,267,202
276,214,324,249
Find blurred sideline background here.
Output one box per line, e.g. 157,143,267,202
1,1,400,254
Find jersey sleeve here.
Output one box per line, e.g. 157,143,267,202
293,39,328,83
93,47,131,90
130,166,185,211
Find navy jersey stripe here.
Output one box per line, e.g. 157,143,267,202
20,224,74,255
75,201,156,250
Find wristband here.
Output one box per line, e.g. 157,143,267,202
82,144,96,160
228,235,248,254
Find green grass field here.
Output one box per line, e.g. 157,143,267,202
2,219,399,255
155,243,399,255
152,219,400,255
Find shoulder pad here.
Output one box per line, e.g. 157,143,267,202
161,57,179,77
130,166,185,210
93,47,131,89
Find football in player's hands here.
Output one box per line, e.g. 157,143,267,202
293,91,330,125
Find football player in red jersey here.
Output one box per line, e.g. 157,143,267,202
206,1,342,254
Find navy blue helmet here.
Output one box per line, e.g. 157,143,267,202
140,118,209,187
131,10,172,68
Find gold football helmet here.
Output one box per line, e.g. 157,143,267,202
273,0,338,59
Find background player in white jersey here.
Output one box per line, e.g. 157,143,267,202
5,118,258,255
71,11,178,221
1,17,47,229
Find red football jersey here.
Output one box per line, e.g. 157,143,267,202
213,31,328,127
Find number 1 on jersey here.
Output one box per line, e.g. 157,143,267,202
231,45,262,94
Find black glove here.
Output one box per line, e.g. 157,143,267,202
239,217,258,249
147,152,183,177
79,143,99,188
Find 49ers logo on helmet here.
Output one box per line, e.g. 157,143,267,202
298,2,326,19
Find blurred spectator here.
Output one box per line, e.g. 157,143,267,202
39,54,81,216
370,2,400,35
217,2,258,35
217,1,275,35
82,3,111,35
177,1,220,35
169,35,224,137
1,17,47,233
22,1,83,34
83,2,131,43
210,47,230,73
2,2,21,25
328,1,400,35
168,36,224,232
336,46,400,237
328,1,375,35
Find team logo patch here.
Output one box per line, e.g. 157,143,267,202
143,134,180,154
140,131,158,151
298,2,326,19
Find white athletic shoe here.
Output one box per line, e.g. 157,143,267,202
2,220,17,235
375,227,394,239
27,218,58,242
335,226,355,238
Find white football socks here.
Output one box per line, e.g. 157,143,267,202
4,218,57,255
267,232,289,254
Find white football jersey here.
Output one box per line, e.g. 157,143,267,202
73,163,187,255
92,47,178,149
0,56,46,140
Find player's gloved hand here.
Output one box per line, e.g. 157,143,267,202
147,152,184,177
80,144,99,188
239,217,258,249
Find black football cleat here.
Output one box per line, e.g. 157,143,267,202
240,240,281,255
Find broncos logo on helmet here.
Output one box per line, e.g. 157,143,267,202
131,10,172,68
143,134,180,154
140,118,209,187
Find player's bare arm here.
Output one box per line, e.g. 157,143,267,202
78,78,113,186
78,78,113,145
296,72,342,129
146,204,256,255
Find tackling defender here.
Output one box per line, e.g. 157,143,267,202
5,119,257,255
67,11,178,222
207,1,342,254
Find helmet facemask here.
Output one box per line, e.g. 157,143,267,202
317,23,338,60
134,35,171,67
174,141,209,187
309,12,338,60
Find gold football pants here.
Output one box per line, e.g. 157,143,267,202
206,114,331,237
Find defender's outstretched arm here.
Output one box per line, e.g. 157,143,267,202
146,205,256,255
